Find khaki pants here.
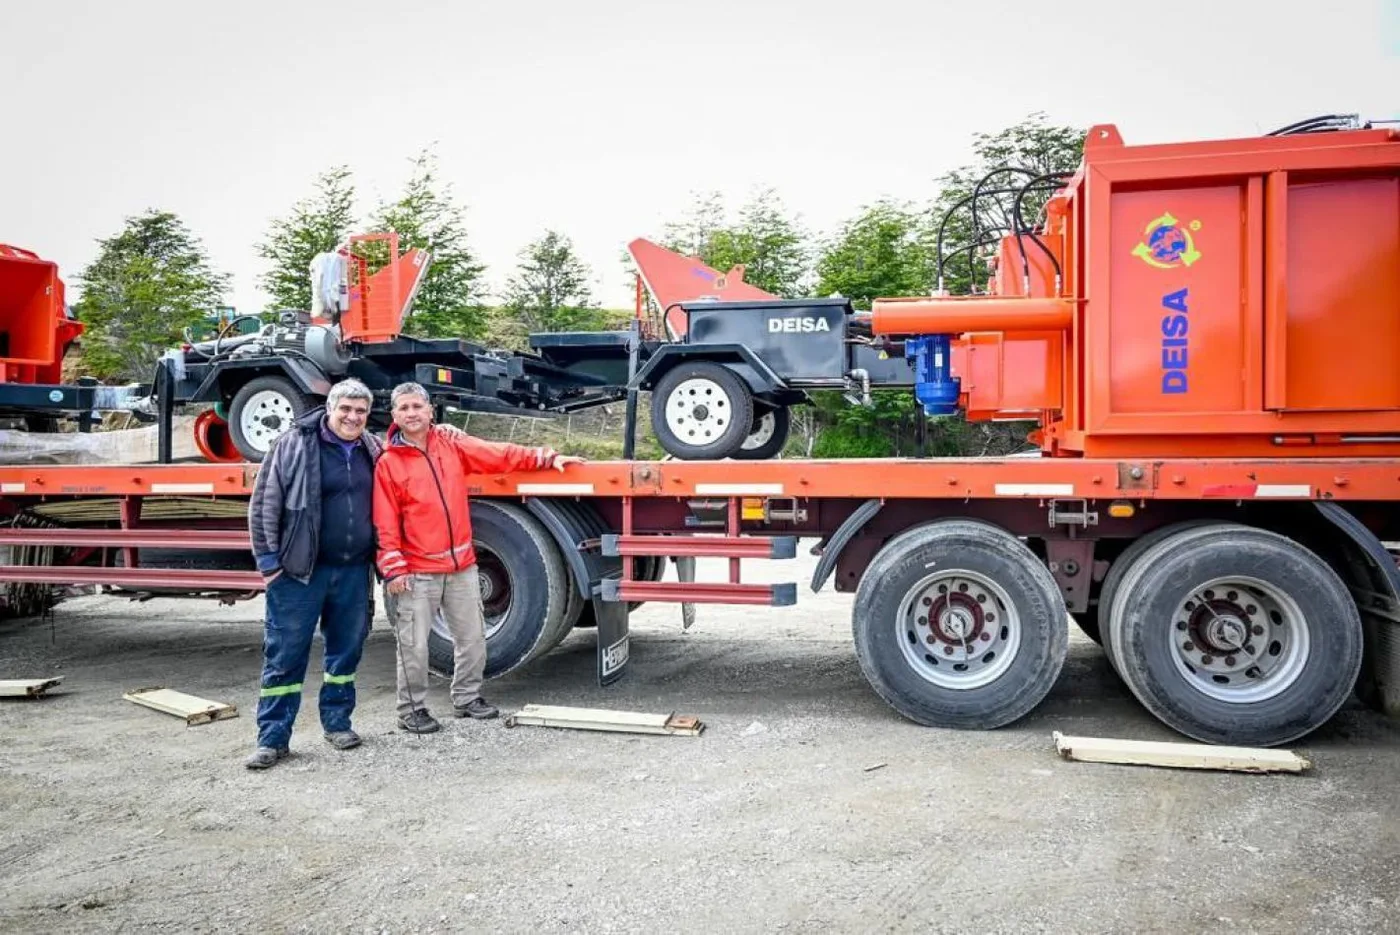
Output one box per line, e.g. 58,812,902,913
388,566,486,718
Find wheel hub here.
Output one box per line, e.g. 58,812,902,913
665,378,732,443
898,571,1019,690
240,390,296,453
1169,578,1310,703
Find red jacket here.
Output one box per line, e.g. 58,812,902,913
374,424,556,580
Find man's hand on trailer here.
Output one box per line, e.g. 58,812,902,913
552,455,586,472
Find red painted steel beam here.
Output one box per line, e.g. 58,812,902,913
601,534,796,559
608,580,796,606
0,566,264,590
0,529,251,549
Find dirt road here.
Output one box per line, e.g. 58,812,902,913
2,550,1398,933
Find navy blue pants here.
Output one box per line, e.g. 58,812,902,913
256,562,371,749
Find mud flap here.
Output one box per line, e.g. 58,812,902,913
676,556,697,630
594,594,630,686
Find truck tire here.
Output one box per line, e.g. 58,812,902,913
852,519,1069,730
228,375,315,462
1110,525,1363,746
651,361,754,460
734,406,791,460
1096,519,1227,671
427,501,570,680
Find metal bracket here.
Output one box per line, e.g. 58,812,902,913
1048,498,1098,528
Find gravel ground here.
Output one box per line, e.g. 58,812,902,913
2,549,1399,934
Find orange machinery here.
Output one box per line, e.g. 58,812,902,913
0,245,82,388
870,121,1400,458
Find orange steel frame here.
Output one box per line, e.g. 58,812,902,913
0,456,1395,503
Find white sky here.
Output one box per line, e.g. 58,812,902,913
4,0,1398,313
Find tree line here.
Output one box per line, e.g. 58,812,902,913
68,114,1084,455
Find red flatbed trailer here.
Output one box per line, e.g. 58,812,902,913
0,453,1395,749
4,116,1398,748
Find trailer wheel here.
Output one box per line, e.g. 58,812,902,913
734,406,791,460
853,520,1068,730
651,362,754,460
1096,520,1227,671
228,375,314,462
1111,525,1363,746
427,501,570,679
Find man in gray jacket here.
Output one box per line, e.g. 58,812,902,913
245,378,382,769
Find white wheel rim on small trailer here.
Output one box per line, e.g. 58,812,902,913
1166,575,1310,703
665,378,734,445
897,569,1021,689
741,411,776,450
239,389,297,454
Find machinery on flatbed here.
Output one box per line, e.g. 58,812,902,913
3,116,1399,750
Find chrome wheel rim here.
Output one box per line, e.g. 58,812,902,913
897,569,1020,689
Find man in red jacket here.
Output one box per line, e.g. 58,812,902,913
374,382,584,734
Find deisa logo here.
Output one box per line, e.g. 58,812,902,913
1132,212,1202,268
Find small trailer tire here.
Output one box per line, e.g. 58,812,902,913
427,501,570,679
853,519,1069,730
650,361,754,460
228,375,315,462
734,405,791,460
1111,525,1363,746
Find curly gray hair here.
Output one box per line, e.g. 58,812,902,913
326,377,372,409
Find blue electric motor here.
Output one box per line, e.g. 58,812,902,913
906,334,961,416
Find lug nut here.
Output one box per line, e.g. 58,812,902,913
943,646,954,656
1225,655,1237,666
1251,625,1264,636
1176,621,1188,631
1183,641,1196,652
1201,654,1214,665
1245,604,1257,615
979,632,991,642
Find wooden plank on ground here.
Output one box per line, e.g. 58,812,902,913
0,677,64,698
123,687,238,726
1052,731,1310,774
505,703,703,737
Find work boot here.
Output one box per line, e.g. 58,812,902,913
324,730,361,750
398,709,441,734
244,746,289,770
453,697,500,720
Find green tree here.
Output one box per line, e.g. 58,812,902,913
930,113,1086,296
75,210,229,380
814,200,931,309
367,149,487,338
730,188,808,297
256,166,357,312
503,230,605,333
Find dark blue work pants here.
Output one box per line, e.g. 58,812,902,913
255,562,371,749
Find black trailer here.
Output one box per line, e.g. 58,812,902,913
160,299,915,463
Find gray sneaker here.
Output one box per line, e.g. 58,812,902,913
244,746,289,770
324,730,361,750
397,709,441,734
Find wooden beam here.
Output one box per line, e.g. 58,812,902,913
123,687,238,726
0,677,64,698
504,703,703,737
1052,731,1310,774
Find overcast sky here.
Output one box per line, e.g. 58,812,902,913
4,0,1397,314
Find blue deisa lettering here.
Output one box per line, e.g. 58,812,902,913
1160,287,1189,394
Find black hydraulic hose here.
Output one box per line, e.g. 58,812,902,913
934,184,1036,294
1012,172,1074,291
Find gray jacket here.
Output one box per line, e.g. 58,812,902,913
248,409,385,583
